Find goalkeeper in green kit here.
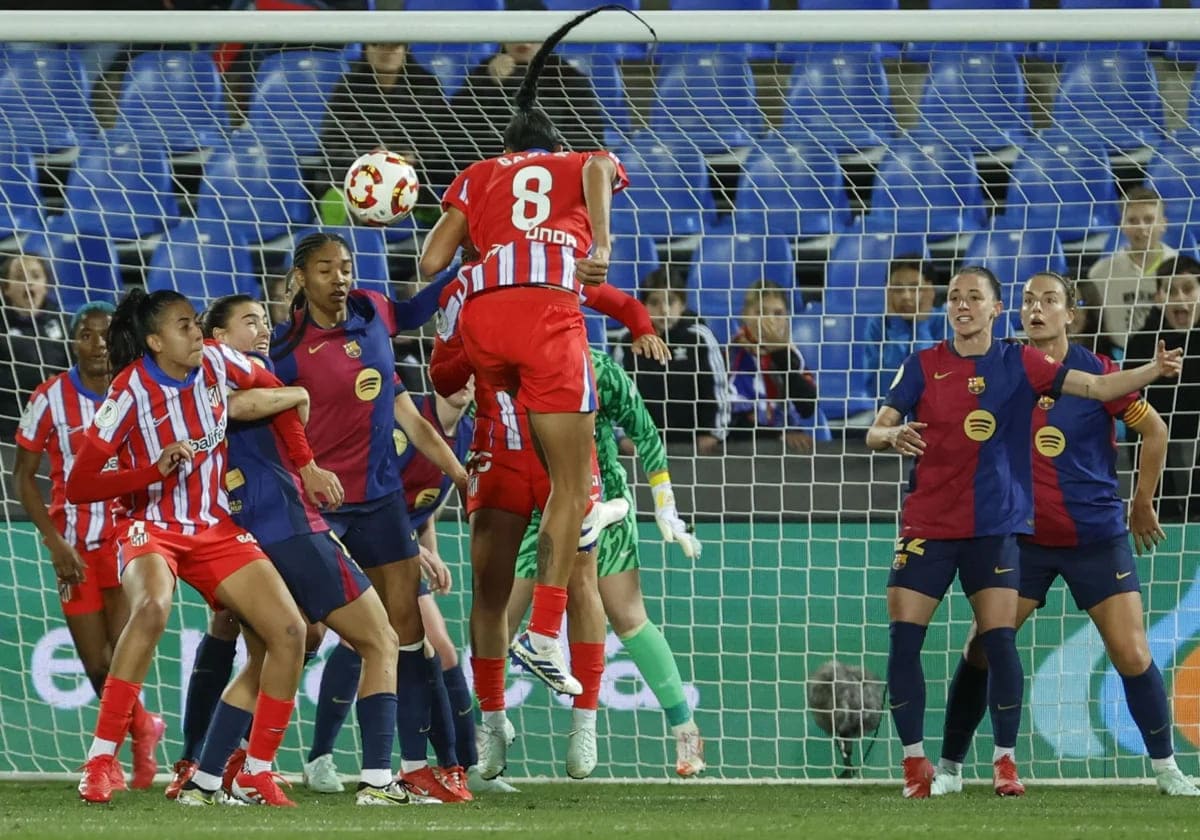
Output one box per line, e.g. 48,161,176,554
507,349,705,780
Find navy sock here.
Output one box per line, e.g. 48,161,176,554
181,635,236,762
443,664,477,768
397,647,434,763
979,627,1023,750
1122,663,1174,760
887,622,928,746
308,644,362,762
941,656,989,764
427,652,459,768
356,692,398,772
197,701,253,780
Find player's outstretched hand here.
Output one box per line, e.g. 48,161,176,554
1154,340,1184,379
156,441,195,476
419,545,452,594
1130,497,1167,556
575,250,610,286
888,421,927,457
632,333,670,365
299,461,345,510
47,534,86,586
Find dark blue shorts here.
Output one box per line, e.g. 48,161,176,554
888,535,1019,599
324,492,420,570
264,531,372,623
1019,534,1140,611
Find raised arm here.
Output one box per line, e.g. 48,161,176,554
1061,340,1183,403
576,154,617,287
419,206,470,281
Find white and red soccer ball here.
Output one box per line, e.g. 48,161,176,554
342,150,420,226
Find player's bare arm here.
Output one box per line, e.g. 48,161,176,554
394,392,469,493
1126,403,1169,555
227,385,310,424
865,406,927,456
12,445,86,585
1061,340,1183,402
577,155,617,286
418,206,470,281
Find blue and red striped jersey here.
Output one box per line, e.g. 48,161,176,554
1029,343,1146,547
884,340,1068,539
396,394,472,530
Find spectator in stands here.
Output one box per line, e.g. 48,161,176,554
1068,278,1119,359
1125,255,1200,521
444,0,605,171
317,41,452,221
861,256,944,400
1088,186,1175,352
728,280,818,454
612,270,729,456
0,256,69,437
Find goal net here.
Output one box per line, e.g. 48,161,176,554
1,5,1199,783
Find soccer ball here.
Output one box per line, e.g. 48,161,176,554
342,151,420,226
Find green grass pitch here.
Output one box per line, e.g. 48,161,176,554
2,781,1198,839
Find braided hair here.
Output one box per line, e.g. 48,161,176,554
502,4,656,152
270,231,352,361
107,288,190,374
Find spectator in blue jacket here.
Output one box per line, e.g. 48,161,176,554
862,257,945,399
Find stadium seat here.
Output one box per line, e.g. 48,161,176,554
54,135,179,243
906,0,1028,62
289,225,390,297
609,233,661,298
248,50,349,157
196,130,312,245
145,221,257,302
0,144,45,241
560,51,633,146
114,50,229,155
1003,128,1119,248
686,220,795,343
865,136,986,242
914,44,1031,153
668,1,773,59
546,0,646,61
1051,46,1163,154
779,44,896,154
1146,128,1200,247
406,0,501,98
963,215,1069,335
734,132,853,239
20,229,123,312
815,305,876,421
1166,0,1200,62
0,45,97,157
825,226,929,325
611,136,716,241
650,47,763,154
797,0,900,59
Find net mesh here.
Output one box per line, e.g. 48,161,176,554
1,16,1199,782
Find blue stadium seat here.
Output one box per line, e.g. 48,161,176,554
797,0,900,59
248,50,348,157
115,50,229,154
1166,0,1200,62
196,130,312,245
55,135,179,242
650,48,762,154
963,215,1068,335
0,144,45,241
146,222,257,302
1003,128,1119,246
865,136,986,241
21,230,123,312
779,44,896,154
545,0,646,61
686,221,795,343
915,45,1031,153
560,51,632,146
609,233,661,298
668,1,773,60
815,306,875,421
406,0,501,98
1147,128,1200,246
1051,47,1163,153
734,132,853,239
290,225,390,296
825,227,929,326
0,45,97,156
906,0,1028,62
611,137,716,240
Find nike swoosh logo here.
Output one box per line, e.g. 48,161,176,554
1116,571,1133,580
152,414,170,428
456,708,474,717
418,726,432,735
933,371,952,380
997,703,1020,711
889,701,909,710
331,697,352,705
308,342,327,354
1150,724,1170,735
994,567,1014,574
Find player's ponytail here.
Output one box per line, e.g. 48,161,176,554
271,231,352,361
503,3,656,152
108,288,189,374
201,294,257,339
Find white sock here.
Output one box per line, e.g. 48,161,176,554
1152,755,1179,773
360,768,392,787
902,742,925,759
400,759,427,774
244,756,271,775
239,738,250,751
87,738,118,760
482,709,508,729
938,759,962,775
192,770,222,792
671,719,698,736
528,630,558,652
572,708,597,728
992,747,1015,763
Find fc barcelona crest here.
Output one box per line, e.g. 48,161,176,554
343,340,362,359
967,376,986,395
1038,395,1055,410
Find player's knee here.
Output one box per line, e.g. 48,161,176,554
1108,637,1152,676
262,612,306,659
359,622,399,662
130,593,173,637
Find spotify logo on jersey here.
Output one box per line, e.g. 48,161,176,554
355,369,382,401
1035,425,1067,457
962,409,996,442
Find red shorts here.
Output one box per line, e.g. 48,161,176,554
115,519,268,610
460,287,597,414
59,539,121,617
466,421,601,518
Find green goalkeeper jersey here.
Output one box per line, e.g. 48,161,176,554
592,349,668,501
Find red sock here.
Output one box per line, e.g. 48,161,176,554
471,657,507,712
569,642,605,711
246,691,294,765
528,584,568,639
94,676,141,745
130,698,150,731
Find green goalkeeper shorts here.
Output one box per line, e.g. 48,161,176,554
514,492,640,580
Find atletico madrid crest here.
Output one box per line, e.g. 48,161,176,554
343,340,362,359
967,376,986,395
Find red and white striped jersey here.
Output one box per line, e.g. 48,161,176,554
15,368,116,551
471,383,530,456
443,150,628,298
86,341,268,535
